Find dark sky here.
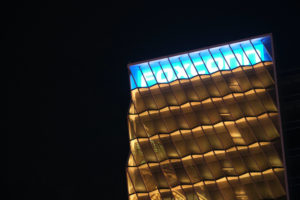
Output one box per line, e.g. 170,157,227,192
6,1,300,200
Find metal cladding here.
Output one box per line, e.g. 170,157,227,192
126,35,288,200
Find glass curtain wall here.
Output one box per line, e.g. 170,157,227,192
126,35,288,200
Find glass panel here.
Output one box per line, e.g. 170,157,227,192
152,59,177,83
190,102,212,125
224,94,243,120
138,138,158,162
258,114,280,140
169,56,189,79
159,134,179,158
211,72,230,96
139,164,157,192
189,51,209,75
226,147,247,175
199,50,219,73
250,38,273,62
131,90,147,112
181,129,202,154
233,93,255,116
248,143,269,170
150,60,170,84
202,125,223,149
130,140,145,165
140,63,157,87
127,172,135,194
201,99,221,124
160,160,178,186
242,67,264,88
219,45,240,69
138,88,158,110
147,110,167,134
160,108,178,132
192,155,214,180
130,114,147,135
159,85,177,106
139,112,156,136
149,163,169,188
128,167,147,192
231,68,252,92
130,74,137,90
204,151,223,179
150,136,168,161
182,155,201,183
260,142,283,168
180,103,198,128
190,76,209,100
230,43,251,66
169,81,187,105
255,89,277,112
179,54,199,78
147,87,166,110
240,40,262,65
130,64,148,88
192,127,212,153
216,177,235,200
205,180,224,200
225,120,254,145
128,153,136,167
214,123,233,149
170,131,189,157
170,159,191,184
169,106,189,130
244,90,266,115
209,47,230,71
262,169,286,198
201,75,221,97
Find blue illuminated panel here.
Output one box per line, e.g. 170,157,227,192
129,35,272,90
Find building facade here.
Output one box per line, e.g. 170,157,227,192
126,34,288,200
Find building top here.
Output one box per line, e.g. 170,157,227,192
129,35,273,90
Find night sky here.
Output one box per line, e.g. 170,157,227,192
6,1,300,200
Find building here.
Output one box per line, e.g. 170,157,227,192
126,34,288,200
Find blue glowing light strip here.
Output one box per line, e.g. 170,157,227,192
129,36,272,90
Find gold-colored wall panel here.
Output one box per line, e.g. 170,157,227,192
127,58,287,199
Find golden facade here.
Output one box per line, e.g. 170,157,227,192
126,35,288,200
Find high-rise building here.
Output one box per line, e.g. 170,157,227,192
126,34,288,200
